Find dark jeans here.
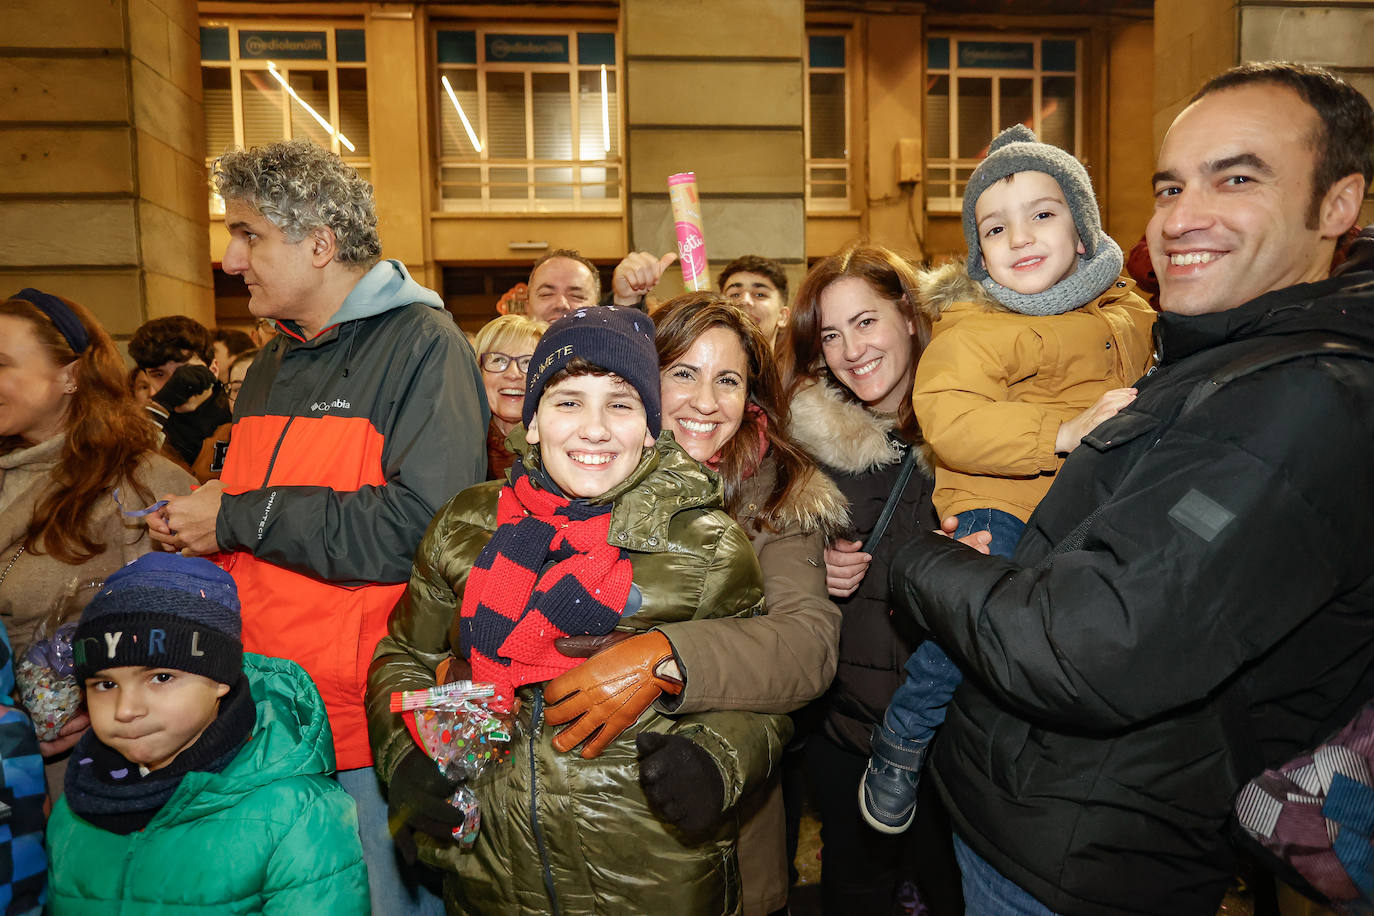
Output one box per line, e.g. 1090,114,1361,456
801,734,963,915
954,834,1062,916
883,508,1025,741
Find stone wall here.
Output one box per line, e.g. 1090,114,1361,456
0,0,213,337
622,0,806,299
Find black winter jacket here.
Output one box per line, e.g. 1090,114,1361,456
789,379,938,755
889,256,1374,915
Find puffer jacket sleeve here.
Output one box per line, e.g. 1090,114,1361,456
656,514,794,810
366,485,498,784
262,790,370,914
668,709,793,813
912,318,1067,477
218,319,488,586
889,365,1374,731
691,514,768,619
660,521,839,714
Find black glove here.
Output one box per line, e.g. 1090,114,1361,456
386,747,464,862
636,731,725,842
152,364,217,411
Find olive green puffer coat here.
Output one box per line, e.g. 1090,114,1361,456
367,430,791,916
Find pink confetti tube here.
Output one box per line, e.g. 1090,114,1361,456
668,172,709,291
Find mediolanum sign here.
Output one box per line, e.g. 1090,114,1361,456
239,30,328,61
484,33,569,64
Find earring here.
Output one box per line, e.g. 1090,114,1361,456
66,385,77,394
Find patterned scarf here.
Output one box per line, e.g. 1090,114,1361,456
64,676,254,835
458,460,634,698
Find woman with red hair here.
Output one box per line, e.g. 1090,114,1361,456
0,290,194,790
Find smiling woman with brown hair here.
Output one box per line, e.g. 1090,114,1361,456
0,290,194,788
780,244,964,915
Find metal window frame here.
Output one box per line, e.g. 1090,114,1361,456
433,24,623,214
925,32,1082,213
803,27,852,213
201,20,370,216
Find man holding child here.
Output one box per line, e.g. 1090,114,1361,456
886,61,1374,915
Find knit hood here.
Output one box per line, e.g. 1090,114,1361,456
0,433,62,473
144,653,337,828
916,259,1142,339
0,433,63,520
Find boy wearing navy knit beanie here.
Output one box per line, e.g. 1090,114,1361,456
46,553,368,914
860,126,1157,835
370,306,790,913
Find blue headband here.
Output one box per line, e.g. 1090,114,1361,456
11,288,90,354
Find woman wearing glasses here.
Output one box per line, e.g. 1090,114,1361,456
473,314,547,480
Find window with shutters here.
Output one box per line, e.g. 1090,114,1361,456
434,27,621,213
200,23,370,217
804,30,851,212
925,34,1081,212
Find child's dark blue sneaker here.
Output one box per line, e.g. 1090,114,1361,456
859,724,928,834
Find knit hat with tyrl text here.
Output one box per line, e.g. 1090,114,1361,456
73,553,243,685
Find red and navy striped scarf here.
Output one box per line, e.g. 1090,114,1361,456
458,461,634,697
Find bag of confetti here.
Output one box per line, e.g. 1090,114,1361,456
391,681,513,847
16,620,82,742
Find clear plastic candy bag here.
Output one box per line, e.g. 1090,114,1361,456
390,681,513,848
16,620,82,742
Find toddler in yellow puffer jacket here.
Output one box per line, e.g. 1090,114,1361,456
859,124,1155,835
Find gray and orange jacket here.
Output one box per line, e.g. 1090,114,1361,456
217,260,488,770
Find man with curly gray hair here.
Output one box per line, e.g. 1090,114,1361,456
149,138,485,915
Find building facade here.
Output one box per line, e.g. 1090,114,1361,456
2,0,1369,334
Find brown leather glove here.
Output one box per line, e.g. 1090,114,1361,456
553,630,633,658
544,630,684,759
435,654,472,684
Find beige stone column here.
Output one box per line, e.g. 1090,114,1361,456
1151,0,1237,149
365,3,433,287
864,13,926,258
1236,0,1374,224
0,0,212,338
622,0,806,300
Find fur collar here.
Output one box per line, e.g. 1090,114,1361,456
788,377,911,475
917,259,1004,317
745,456,850,538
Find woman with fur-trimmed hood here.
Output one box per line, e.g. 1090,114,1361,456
780,244,964,915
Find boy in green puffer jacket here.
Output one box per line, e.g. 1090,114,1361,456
369,307,789,916
46,553,369,915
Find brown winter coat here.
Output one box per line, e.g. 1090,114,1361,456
0,435,195,798
913,261,1155,520
0,436,195,660
658,452,847,915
